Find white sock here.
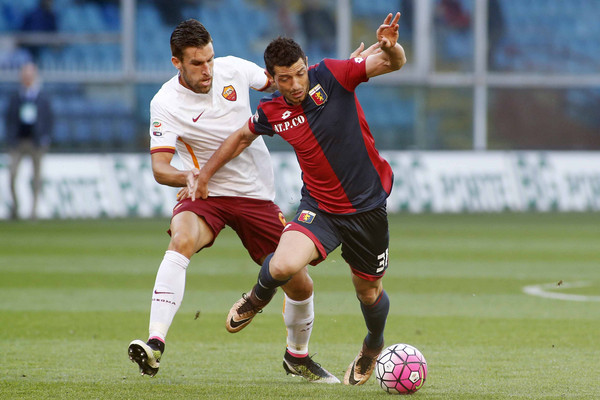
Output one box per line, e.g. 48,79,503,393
283,293,314,356
148,250,189,341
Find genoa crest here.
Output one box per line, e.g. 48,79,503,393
298,210,316,224
309,84,327,106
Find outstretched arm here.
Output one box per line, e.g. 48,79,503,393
365,12,407,78
188,121,259,200
350,42,382,59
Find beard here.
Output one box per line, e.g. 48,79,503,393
181,70,212,94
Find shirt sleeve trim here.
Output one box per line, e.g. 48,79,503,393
150,146,176,154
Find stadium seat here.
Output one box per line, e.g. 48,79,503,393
498,0,600,74
52,119,71,145
101,3,120,31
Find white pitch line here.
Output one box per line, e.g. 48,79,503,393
522,281,600,302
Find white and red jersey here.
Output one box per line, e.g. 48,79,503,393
149,56,274,201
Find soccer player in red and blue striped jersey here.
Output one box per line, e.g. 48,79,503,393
189,12,406,386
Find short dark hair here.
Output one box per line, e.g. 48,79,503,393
170,19,212,61
264,37,306,77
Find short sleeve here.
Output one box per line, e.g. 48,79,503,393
235,57,270,92
322,58,368,92
248,106,275,136
149,99,178,153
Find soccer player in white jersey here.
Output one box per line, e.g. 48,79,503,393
127,19,338,383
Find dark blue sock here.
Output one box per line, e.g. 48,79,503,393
254,253,290,301
360,290,390,349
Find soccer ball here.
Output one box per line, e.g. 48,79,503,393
375,343,427,395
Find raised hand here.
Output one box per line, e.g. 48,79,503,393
376,12,401,50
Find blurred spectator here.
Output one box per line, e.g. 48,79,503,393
21,0,57,32
436,0,470,31
435,0,472,70
400,0,413,36
2,3,19,31
487,0,505,69
139,0,199,26
300,0,336,58
152,0,184,25
6,63,53,220
20,0,57,62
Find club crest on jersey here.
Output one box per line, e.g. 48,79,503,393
309,84,327,106
222,85,237,101
298,210,316,224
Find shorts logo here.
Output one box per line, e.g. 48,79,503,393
298,210,316,224
309,84,327,106
222,85,237,101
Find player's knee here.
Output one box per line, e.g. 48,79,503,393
269,256,301,281
352,274,383,305
169,231,197,257
356,285,382,306
283,272,313,300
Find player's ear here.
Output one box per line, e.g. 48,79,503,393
171,56,182,71
265,70,275,83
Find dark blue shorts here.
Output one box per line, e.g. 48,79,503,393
286,201,389,281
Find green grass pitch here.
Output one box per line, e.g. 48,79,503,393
1,213,599,399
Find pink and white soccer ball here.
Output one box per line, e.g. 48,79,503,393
375,343,427,395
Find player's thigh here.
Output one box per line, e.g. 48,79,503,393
339,206,390,279
286,204,342,264
168,210,215,258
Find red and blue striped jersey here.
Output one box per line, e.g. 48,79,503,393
248,58,393,214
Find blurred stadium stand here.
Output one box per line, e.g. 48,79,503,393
495,0,600,73
0,0,599,152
